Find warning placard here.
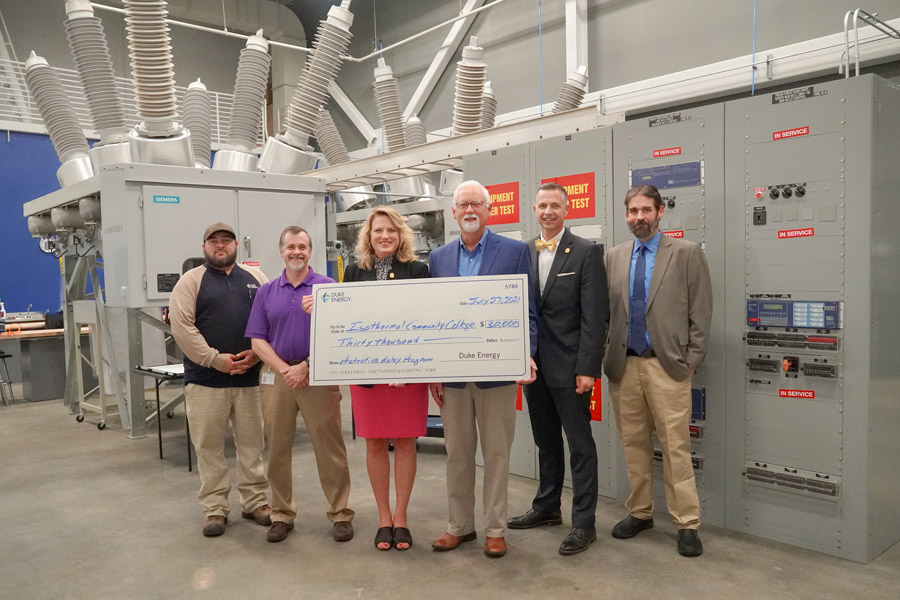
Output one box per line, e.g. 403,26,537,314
541,172,595,220
485,181,520,225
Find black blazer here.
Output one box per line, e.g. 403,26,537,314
527,228,609,388
343,258,429,282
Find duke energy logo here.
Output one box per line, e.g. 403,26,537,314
321,291,351,304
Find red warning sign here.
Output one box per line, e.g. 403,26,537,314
777,228,814,239
541,172,595,219
653,147,682,158
779,389,816,399
485,181,520,225
773,126,809,141
242,261,260,267
663,230,685,238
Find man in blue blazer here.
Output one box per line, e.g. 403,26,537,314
428,180,538,558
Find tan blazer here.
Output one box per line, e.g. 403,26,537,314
603,234,712,383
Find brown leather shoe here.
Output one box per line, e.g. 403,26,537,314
333,520,354,542
431,531,477,551
267,520,294,543
202,515,227,537
241,504,272,526
484,536,507,558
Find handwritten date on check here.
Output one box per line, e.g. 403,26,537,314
308,274,531,385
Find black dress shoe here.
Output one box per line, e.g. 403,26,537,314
507,509,563,529
611,515,654,539
559,527,597,555
677,529,703,557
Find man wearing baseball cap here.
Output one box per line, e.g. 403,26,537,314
169,222,272,537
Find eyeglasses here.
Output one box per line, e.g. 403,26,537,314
455,201,486,210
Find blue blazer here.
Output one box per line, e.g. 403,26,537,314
429,229,539,389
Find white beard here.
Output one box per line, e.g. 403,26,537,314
460,217,481,233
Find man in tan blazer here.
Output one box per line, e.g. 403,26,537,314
603,184,712,557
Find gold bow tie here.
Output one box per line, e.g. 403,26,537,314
535,238,558,252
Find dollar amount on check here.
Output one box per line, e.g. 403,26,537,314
309,274,531,385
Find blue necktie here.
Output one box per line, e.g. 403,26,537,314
629,245,649,355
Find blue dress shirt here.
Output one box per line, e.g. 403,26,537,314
457,230,488,276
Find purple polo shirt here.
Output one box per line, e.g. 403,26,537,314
245,267,334,362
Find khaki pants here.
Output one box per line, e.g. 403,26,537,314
184,384,268,518
609,357,700,529
441,382,517,538
260,365,354,525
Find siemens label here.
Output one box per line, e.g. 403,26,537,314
153,195,180,204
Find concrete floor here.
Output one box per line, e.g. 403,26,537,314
1,388,899,600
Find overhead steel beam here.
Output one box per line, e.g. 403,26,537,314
402,0,485,121
328,80,377,145
565,0,589,77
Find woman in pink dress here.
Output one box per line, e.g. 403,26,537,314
343,206,429,551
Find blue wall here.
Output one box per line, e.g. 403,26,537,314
0,131,65,314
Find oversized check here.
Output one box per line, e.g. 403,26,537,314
308,274,530,385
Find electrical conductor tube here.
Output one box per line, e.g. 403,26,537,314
452,36,486,136
259,1,354,174
183,79,212,168
23,52,93,186
551,65,588,114
373,58,406,152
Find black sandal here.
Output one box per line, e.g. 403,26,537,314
375,526,393,551
393,527,413,551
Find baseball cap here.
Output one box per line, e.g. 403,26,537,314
203,222,236,241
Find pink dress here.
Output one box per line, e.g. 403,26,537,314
343,257,430,439
350,383,428,439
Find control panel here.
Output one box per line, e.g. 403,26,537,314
746,299,841,329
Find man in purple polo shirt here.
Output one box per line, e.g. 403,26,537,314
246,225,354,543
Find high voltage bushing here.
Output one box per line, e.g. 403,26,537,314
373,58,406,152
404,115,427,147
123,0,193,166
64,0,131,167
214,30,271,171
315,108,350,165
23,52,93,187
551,65,588,114
481,81,496,130
452,36,486,137
259,0,354,174
315,108,378,212
183,79,212,168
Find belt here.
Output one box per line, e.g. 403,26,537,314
626,348,656,358
289,359,309,366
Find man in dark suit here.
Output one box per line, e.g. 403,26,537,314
604,184,712,557
428,180,538,559
507,182,608,555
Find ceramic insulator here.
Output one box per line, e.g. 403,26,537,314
551,65,588,114
123,0,180,136
480,81,496,130
314,108,351,166
65,1,127,143
24,53,90,164
183,79,212,168
452,36,486,136
404,115,427,147
283,1,353,149
226,30,270,153
373,58,406,152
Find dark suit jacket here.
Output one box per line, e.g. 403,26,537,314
343,258,429,283
429,229,539,389
603,234,712,383
528,228,608,388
